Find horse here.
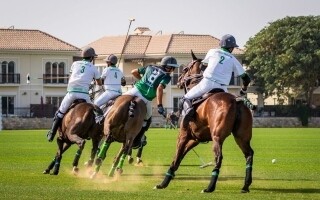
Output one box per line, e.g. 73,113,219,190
165,111,179,129
43,101,104,175
90,94,147,178
154,51,254,193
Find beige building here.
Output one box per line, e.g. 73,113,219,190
88,27,245,112
0,28,81,116
0,27,248,117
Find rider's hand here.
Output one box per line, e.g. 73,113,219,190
240,88,247,96
157,104,165,115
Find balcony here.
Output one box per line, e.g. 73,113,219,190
43,74,69,84
0,74,20,84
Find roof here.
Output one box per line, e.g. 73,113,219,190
0,28,81,51
88,33,244,57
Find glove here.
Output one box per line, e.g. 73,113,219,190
157,104,165,115
240,88,247,96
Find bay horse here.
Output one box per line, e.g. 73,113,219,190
154,51,254,193
43,101,104,175
90,94,146,178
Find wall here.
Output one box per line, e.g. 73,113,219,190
2,117,320,130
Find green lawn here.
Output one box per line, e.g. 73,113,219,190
0,128,319,200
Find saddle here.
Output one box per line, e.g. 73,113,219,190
191,88,225,108
67,99,105,124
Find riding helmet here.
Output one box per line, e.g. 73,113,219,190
160,56,179,67
81,46,98,58
219,34,239,48
105,54,118,65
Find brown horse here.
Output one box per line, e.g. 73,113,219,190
155,51,254,193
43,101,104,175
90,95,146,178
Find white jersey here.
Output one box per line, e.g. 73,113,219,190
101,66,124,92
202,48,245,85
67,60,101,94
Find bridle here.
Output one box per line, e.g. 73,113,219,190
89,81,104,102
178,59,205,93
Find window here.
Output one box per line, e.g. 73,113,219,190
45,96,64,109
1,61,17,83
173,97,181,112
171,64,185,85
44,61,67,84
229,72,241,86
2,96,14,115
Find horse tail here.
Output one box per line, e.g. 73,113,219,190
128,100,137,118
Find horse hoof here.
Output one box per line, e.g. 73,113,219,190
50,172,58,175
116,168,123,175
72,167,79,175
201,189,213,193
241,189,250,193
153,185,164,190
90,172,97,179
43,169,50,174
128,156,134,164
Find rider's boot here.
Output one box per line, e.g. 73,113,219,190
179,97,194,128
47,112,63,142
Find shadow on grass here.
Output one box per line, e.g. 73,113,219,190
254,188,320,194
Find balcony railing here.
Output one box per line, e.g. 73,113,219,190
43,74,69,84
0,74,20,84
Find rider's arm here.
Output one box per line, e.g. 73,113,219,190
95,78,102,86
157,84,165,105
131,69,142,80
240,73,251,91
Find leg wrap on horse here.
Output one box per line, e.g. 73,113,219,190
203,169,220,193
156,169,175,189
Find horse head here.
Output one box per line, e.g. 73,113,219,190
177,50,205,92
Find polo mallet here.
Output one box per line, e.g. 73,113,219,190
192,149,213,168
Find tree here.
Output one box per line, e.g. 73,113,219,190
244,16,320,106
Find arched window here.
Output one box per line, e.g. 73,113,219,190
44,61,66,84
1,61,16,83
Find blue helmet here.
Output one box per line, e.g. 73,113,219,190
219,34,239,48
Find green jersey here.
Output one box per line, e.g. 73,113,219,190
135,65,171,101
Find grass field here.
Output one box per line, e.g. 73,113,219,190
0,128,319,200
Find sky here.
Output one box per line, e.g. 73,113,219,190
1,0,319,49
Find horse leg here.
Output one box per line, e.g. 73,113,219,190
202,138,224,193
90,136,112,179
109,144,125,177
43,139,71,174
70,137,86,175
155,131,199,189
51,139,71,175
127,148,134,164
234,137,254,193
85,138,100,168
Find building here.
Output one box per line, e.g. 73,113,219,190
88,27,245,112
0,27,246,117
0,28,81,117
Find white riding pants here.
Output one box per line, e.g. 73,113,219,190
123,86,152,120
94,90,121,108
57,92,91,118
184,77,227,100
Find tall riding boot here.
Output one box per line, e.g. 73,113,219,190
47,116,63,142
181,98,194,128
